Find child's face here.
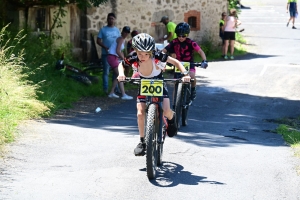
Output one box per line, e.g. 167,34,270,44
177,34,188,42
136,50,151,62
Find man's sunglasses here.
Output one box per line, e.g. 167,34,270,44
178,34,188,38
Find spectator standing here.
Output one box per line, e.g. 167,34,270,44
97,13,120,94
160,16,177,43
220,12,227,58
287,0,298,29
126,30,139,55
223,9,241,60
107,26,133,100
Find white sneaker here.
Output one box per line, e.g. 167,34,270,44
108,93,119,98
121,94,133,100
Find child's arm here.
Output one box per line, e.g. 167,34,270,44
117,62,126,81
166,56,191,81
197,48,207,61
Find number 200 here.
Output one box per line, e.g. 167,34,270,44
142,85,162,94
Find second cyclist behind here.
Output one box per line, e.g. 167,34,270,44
162,22,208,101
117,33,191,156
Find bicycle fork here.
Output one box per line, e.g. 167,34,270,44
157,100,164,145
146,97,165,145
183,84,193,109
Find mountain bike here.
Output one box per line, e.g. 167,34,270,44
55,54,101,85
173,62,207,128
124,77,179,180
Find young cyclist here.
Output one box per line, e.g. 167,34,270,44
117,33,191,156
162,22,208,101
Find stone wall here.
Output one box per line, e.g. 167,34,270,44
85,0,227,58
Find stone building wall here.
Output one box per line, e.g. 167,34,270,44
85,0,227,58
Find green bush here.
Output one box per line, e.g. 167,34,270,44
0,24,105,143
0,25,50,143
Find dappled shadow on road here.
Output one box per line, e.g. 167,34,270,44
140,162,225,187
46,82,300,149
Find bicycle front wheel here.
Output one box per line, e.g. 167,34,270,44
182,84,191,126
175,83,183,130
145,104,158,179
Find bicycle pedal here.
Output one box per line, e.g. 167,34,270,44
134,152,145,156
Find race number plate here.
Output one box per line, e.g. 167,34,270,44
140,79,163,96
174,62,190,73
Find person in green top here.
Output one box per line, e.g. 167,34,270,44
287,0,298,29
160,16,177,42
219,12,226,58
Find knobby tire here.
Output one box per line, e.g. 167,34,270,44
157,117,167,166
145,104,158,179
182,84,191,126
175,83,183,130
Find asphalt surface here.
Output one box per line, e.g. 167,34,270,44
1,1,300,199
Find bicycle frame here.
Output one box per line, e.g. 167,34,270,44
55,58,99,85
173,62,200,127
145,96,167,145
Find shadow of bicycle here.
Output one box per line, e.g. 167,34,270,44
140,162,225,187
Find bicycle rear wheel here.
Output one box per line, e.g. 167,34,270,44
145,104,158,179
157,117,167,166
156,117,167,166
174,83,183,130
182,84,191,126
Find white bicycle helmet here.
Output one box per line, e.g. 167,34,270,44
132,33,155,52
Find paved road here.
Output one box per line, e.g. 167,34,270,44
1,1,300,199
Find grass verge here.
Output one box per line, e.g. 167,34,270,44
273,117,300,174
194,32,247,62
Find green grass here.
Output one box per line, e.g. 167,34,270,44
0,25,110,144
194,32,247,62
274,117,300,174
275,118,300,148
0,26,50,143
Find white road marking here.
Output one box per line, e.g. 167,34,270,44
260,64,300,76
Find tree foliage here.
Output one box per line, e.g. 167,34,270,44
1,0,108,27
11,0,108,9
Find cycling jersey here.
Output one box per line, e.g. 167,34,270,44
122,50,168,78
122,50,169,102
164,38,201,63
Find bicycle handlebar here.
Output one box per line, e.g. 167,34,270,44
123,77,194,83
187,61,208,69
171,61,208,72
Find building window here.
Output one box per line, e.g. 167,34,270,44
36,8,46,31
184,10,200,31
188,16,197,29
